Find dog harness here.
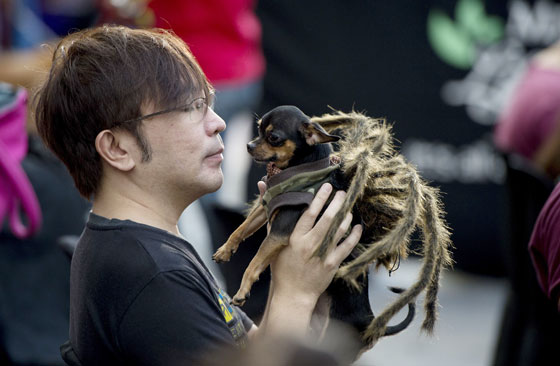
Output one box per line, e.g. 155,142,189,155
262,156,341,219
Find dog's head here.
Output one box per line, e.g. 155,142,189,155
247,105,339,169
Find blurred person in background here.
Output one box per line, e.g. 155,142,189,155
147,0,265,138
0,0,98,122
529,182,560,313
494,41,560,180
492,40,560,366
0,81,90,365
511,43,560,307
0,2,94,365
33,25,361,365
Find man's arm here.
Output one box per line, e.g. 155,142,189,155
118,270,242,365
252,183,362,338
0,48,52,89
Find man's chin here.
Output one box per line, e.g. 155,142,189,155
205,171,224,194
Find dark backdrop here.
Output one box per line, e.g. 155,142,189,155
253,0,560,276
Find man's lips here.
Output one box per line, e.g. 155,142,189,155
206,147,224,160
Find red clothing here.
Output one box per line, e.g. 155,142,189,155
148,0,265,85
529,182,560,310
494,63,560,159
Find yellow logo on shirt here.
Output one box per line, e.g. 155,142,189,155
217,290,233,323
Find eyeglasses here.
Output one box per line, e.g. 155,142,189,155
113,95,214,127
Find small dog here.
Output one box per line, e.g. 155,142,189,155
213,106,439,355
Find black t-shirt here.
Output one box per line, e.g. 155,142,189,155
66,213,252,365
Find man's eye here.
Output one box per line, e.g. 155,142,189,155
194,99,206,110
183,98,207,113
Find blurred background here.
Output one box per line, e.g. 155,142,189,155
1,0,560,365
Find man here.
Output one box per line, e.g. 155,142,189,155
33,25,362,365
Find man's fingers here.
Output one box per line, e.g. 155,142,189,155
331,212,353,249
329,224,362,266
293,183,333,234
311,190,346,235
257,181,267,202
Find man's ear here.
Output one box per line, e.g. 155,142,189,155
300,120,340,145
95,129,137,172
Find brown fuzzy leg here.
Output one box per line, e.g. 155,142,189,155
232,234,289,306
314,121,393,259
362,186,452,344
311,110,384,134
337,170,421,287
422,255,442,334
310,113,359,132
313,154,369,259
213,204,267,263
418,187,452,333
362,244,438,345
361,194,440,345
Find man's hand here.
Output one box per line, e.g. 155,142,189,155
262,183,362,336
273,183,362,299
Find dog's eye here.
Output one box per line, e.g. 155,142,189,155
268,134,280,143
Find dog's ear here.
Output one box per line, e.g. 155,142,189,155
300,120,340,145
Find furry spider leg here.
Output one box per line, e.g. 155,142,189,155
337,174,452,343
310,110,385,135
362,183,452,343
312,118,392,259
336,166,422,285
417,186,453,332
311,110,453,344
312,151,368,259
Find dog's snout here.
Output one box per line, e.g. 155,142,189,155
247,142,256,153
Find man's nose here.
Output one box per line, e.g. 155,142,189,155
206,108,226,135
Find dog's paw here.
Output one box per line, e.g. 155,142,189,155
232,291,250,306
213,245,234,263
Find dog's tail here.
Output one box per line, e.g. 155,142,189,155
383,287,416,336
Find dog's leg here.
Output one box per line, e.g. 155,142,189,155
213,204,268,263
232,233,289,306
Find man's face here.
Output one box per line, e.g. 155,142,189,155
133,97,226,205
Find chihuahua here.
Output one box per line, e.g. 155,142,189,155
213,105,416,356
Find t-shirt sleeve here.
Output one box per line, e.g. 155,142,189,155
235,305,254,332
117,270,240,365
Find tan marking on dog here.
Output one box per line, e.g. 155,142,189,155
273,140,297,168
251,141,277,162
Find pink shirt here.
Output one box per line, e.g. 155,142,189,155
529,182,560,310
148,0,265,85
494,64,560,159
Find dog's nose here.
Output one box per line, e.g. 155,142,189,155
247,142,255,153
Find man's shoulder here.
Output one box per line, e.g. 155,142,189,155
80,218,201,275
72,219,210,324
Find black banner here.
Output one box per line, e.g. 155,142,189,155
255,0,560,275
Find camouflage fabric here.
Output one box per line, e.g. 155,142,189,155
262,157,339,219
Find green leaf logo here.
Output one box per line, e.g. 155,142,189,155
427,0,505,69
